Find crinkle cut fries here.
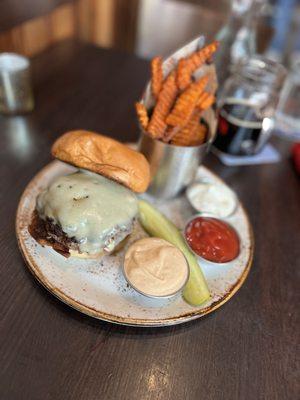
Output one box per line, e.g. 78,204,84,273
135,41,218,147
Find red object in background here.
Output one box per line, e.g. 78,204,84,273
292,143,300,175
218,114,229,135
185,217,240,263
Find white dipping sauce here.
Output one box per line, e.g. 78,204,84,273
36,170,138,254
186,182,237,218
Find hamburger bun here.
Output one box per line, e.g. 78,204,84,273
69,250,104,259
69,236,129,259
52,130,150,193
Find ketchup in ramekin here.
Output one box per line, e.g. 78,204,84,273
185,216,240,263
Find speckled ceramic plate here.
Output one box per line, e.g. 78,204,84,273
16,160,253,327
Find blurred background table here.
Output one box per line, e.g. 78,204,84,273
0,40,299,400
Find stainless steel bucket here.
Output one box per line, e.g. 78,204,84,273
138,113,216,199
136,35,218,199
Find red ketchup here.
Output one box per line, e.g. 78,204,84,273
185,217,240,263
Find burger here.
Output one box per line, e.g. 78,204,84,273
29,130,150,258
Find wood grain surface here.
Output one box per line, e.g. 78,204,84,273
0,40,299,400
0,0,139,56
0,0,73,32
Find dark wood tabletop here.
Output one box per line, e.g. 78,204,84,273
1,40,299,400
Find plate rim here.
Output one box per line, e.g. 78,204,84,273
16,160,254,327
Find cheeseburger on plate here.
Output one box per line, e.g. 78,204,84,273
29,130,150,258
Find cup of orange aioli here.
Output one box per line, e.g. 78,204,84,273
123,238,189,298
184,215,240,263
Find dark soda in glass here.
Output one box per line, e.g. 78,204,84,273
214,100,263,156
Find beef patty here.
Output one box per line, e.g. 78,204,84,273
29,210,79,257
29,210,135,257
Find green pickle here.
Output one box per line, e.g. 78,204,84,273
138,200,210,306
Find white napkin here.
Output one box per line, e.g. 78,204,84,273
212,144,281,166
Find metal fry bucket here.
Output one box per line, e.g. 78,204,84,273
137,35,218,199
138,109,216,199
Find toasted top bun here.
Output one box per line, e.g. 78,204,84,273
51,130,150,193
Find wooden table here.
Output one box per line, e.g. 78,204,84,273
1,41,299,400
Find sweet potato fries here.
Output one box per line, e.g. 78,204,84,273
135,40,218,147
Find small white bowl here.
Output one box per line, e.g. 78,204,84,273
186,180,238,219
123,268,189,299
122,240,190,299
183,214,241,266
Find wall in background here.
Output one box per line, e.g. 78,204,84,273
0,0,73,32
0,0,138,56
0,0,279,60
135,0,229,58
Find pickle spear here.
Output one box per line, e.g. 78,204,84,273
138,200,210,306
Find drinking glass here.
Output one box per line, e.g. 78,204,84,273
214,55,287,156
275,59,300,141
0,53,34,114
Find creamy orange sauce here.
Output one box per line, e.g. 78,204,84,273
124,238,189,297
